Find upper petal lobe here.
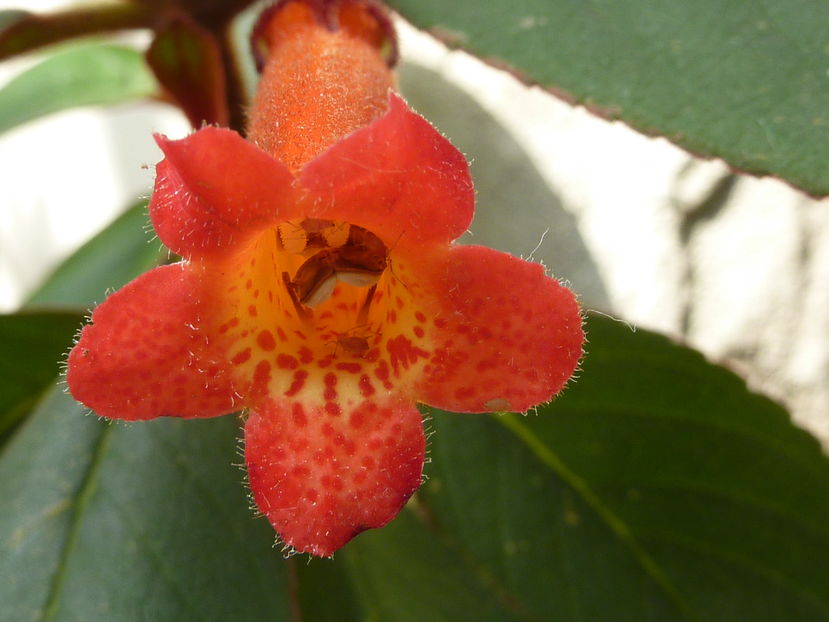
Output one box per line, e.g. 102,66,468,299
298,93,474,251
150,127,296,259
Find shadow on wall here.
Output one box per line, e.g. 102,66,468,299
398,62,610,312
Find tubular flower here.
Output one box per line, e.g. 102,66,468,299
66,0,584,557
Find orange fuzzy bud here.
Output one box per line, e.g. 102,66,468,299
248,0,396,171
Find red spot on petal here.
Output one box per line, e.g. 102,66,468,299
284,370,308,397
253,360,271,394
248,305,258,317
276,327,288,342
358,374,375,397
387,335,429,376
324,372,337,400
335,362,362,374
257,330,276,351
298,346,314,363
231,348,252,365
325,402,341,416
292,403,307,427
415,311,426,323
374,360,392,389
277,353,298,369
413,326,424,338
349,410,365,428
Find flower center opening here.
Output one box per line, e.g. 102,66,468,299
276,218,391,357
212,217,430,401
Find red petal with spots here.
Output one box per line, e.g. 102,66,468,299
67,264,239,420
416,245,583,413
298,93,474,251
245,395,425,556
150,127,296,258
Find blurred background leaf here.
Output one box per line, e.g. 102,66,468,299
0,310,81,441
0,43,157,135
387,0,829,197
26,200,163,310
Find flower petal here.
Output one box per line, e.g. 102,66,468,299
416,245,583,413
298,93,474,251
245,394,425,556
149,127,296,259
67,263,240,420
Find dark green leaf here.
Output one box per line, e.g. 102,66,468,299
26,200,163,310
0,43,157,135
0,310,83,438
344,507,524,622
388,0,829,197
420,314,829,621
0,388,292,622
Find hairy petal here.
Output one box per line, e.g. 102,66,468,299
298,93,474,251
67,263,240,420
150,128,296,259
245,395,425,556
416,245,583,413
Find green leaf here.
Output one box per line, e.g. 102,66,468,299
0,310,83,438
26,200,163,310
0,388,292,622
420,314,829,621
0,42,157,135
343,507,524,621
388,0,829,197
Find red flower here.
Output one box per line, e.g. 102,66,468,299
66,0,583,556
